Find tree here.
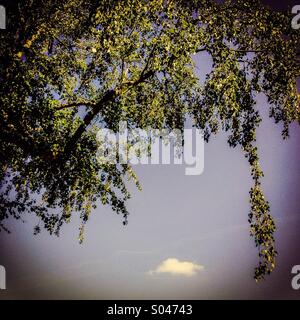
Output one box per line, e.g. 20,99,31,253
0,0,299,281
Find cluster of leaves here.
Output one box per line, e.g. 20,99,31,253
0,0,299,280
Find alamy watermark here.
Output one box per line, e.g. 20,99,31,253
292,5,300,29
0,265,5,290
96,122,204,176
0,5,6,30
291,265,300,290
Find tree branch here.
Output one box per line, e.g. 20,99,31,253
196,46,268,54
196,46,207,53
58,89,117,162
59,70,156,162
55,101,96,111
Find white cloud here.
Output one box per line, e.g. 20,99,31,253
148,258,204,277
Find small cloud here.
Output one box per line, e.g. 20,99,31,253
148,258,204,277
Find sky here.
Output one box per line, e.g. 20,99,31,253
1,0,300,300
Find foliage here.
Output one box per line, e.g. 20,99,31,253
0,0,299,280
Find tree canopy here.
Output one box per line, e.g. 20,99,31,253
0,0,299,281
